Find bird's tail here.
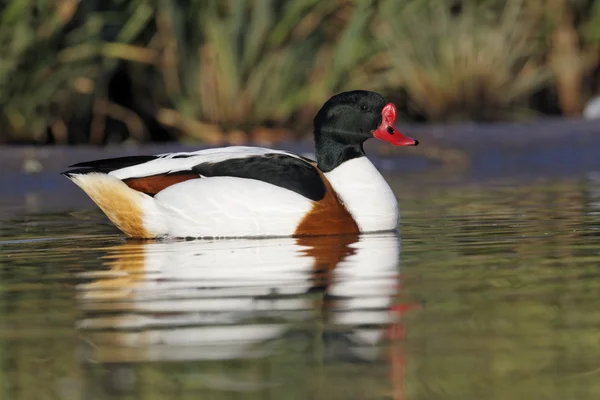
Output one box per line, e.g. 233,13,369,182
64,172,164,238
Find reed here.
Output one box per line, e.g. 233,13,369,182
375,0,552,121
150,0,385,142
0,0,91,143
1,0,600,143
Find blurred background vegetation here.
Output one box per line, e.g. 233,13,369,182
1,0,599,145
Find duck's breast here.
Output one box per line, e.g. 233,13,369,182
324,157,399,233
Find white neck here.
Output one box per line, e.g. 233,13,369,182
324,157,399,232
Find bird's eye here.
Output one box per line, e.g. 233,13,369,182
360,104,368,111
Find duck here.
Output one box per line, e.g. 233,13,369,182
63,90,419,238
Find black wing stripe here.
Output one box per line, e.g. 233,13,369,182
192,154,326,201
67,155,158,173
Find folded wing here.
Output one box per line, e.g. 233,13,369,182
64,146,325,201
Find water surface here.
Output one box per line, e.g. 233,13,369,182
1,173,600,400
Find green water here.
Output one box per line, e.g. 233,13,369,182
1,175,600,400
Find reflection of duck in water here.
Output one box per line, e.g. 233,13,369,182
77,233,404,365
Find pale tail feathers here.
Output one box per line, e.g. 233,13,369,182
66,173,165,238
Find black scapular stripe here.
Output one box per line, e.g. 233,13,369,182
192,154,326,201
67,155,158,173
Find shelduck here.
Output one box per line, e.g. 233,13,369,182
63,90,419,238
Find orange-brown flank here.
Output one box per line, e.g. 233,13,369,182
124,174,199,197
294,168,359,236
